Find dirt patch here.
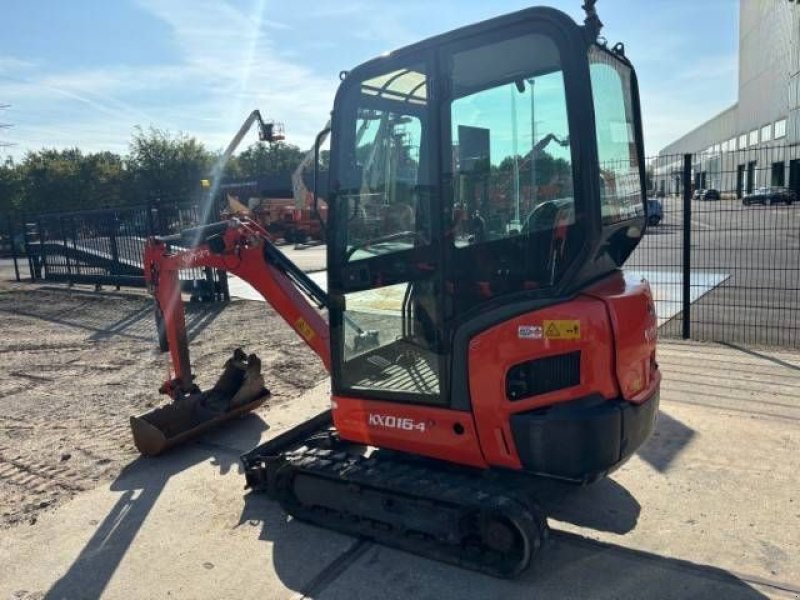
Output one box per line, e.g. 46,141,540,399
0,281,326,528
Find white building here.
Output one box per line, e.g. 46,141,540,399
655,0,800,197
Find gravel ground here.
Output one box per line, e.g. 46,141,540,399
0,280,326,528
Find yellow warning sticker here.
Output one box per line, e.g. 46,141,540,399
295,317,316,342
543,320,581,340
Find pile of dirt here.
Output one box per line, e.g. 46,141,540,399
0,282,326,528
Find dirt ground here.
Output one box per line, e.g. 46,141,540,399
0,279,327,529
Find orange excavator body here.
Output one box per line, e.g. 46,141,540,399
136,2,661,577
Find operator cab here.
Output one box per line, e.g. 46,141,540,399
326,6,647,407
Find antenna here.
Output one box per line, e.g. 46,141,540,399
582,0,603,44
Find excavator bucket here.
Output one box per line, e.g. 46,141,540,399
130,349,269,456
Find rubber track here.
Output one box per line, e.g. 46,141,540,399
273,446,549,578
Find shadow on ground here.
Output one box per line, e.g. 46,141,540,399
313,532,771,600
239,472,769,599
40,407,768,599
637,409,696,472
43,415,266,600
1,285,225,343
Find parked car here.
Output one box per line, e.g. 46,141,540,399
692,189,705,200
743,187,796,206
646,197,663,226
701,188,721,200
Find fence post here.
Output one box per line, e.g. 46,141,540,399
71,217,81,277
37,217,48,280
61,216,73,285
7,216,21,282
682,153,692,340
146,201,156,236
22,213,35,280
108,212,121,290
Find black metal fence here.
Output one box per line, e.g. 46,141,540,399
642,144,800,348
9,199,228,300
0,211,23,281
4,144,800,348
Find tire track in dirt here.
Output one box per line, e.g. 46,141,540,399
0,451,89,493
0,284,327,529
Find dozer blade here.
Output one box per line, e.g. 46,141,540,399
131,349,269,457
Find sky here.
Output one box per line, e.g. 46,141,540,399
0,0,739,161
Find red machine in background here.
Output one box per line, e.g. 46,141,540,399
134,1,661,578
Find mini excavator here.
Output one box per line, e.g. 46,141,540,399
134,2,660,577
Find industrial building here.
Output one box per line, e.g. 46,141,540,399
655,0,800,197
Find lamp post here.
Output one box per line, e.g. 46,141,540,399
528,78,536,210
511,86,520,229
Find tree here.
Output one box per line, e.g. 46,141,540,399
17,148,88,213
9,148,129,214
0,157,21,214
128,127,213,204
226,141,304,180
80,151,128,207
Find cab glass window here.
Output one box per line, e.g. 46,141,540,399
589,46,643,224
334,65,432,263
449,33,574,248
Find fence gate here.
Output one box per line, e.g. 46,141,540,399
21,202,228,301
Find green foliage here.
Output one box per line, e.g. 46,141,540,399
128,127,213,203
0,127,314,216
490,152,572,201
0,157,21,214
226,142,304,180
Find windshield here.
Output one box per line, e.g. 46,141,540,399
445,31,578,313
450,35,573,246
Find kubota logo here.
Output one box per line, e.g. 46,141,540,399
368,414,429,433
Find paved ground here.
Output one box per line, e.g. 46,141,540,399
0,257,22,281
1,340,798,599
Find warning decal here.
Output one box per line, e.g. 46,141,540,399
295,317,316,342
543,320,581,340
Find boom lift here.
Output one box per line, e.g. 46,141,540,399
136,2,660,577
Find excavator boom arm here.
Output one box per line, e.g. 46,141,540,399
143,217,330,398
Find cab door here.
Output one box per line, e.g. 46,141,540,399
327,56,446,406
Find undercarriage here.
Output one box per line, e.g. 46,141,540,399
242,412,549,578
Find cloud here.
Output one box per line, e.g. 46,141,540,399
0,57,37,75
134,0,338,149
2,0,339,160
1,0,742,163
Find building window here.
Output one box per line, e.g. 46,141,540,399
772,162,785,187
747,160,757,194
713,144,720,153
761,124,772,143
739,134,748,149
749,130,759,146
728,137,737,151
736,164,745,198
775,118,787,139
722,141,728,152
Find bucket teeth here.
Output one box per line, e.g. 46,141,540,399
131,348,269,456
229,352,268,408
202,348,268,413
